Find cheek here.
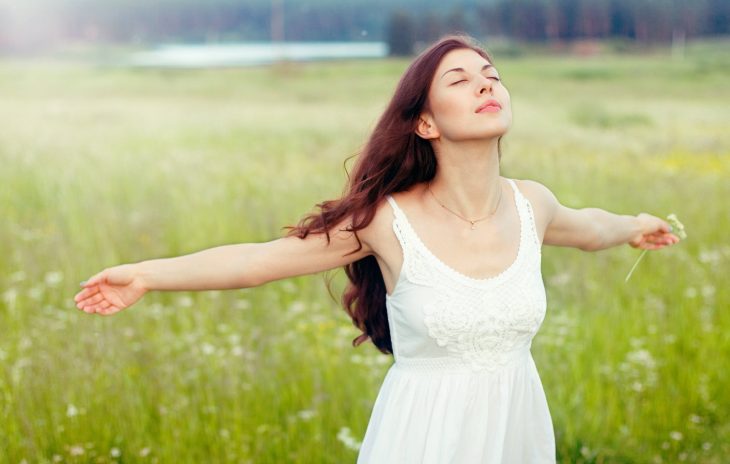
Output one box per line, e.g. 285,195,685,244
431,96,461,119
500,87,511,105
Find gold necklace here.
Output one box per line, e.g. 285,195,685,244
427,182,503,230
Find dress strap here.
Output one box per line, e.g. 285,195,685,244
385,194,406,219
506,178,521,200
505,178,541,250
385,194,414,261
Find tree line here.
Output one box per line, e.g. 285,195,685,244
0,0,727,54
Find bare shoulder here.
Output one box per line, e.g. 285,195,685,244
356,194,398,256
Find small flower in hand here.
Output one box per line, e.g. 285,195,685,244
666,213,687,240
625,213,686,283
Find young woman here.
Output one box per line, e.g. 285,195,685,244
74,36,680,463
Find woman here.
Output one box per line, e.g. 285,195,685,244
74,36,680,463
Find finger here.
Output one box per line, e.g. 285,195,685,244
76,291,104,306
77,301,96,312
80,304,96,314
98,305,121,316
74,287,99,302
79,293,106,306
87,301,112,313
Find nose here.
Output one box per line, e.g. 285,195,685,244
476,75,493,95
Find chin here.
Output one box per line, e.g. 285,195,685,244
443,121,511,142
476,125,510,140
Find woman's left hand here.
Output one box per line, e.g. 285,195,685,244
628,213,681,250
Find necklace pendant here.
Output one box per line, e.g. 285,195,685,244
470,222,476,230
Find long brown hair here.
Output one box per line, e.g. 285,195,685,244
286,36,497,355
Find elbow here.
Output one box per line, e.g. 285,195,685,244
233,244,270,289
239,274,266,289
579,242,601,252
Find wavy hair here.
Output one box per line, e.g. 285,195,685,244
286,36,498,354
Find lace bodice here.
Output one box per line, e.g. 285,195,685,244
384,178,547,372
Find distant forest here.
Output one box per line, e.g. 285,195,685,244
0,0,728,53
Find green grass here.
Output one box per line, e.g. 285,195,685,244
1,40,729,463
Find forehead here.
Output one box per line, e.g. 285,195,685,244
435,48,491,75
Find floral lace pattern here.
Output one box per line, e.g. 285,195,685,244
421,266,546,371
386,178,546,372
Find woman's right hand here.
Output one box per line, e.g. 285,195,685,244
74,264,148,316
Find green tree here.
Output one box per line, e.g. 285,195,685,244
386,10,415,56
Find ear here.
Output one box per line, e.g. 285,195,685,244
415,113,440,140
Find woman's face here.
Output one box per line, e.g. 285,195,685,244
418,48,512,143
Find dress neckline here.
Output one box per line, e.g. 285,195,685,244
387,178,526,288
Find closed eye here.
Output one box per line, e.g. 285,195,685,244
450,79,467,85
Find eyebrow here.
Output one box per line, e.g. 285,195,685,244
441,64,494,79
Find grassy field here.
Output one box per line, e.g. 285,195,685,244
1,39,728,463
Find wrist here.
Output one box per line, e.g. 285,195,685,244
627,214,645,247
130,261,154,292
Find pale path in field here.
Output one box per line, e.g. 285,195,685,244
357,179,555,463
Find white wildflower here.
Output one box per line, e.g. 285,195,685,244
234,299,251,310
281,281,297,293
28,286,43,300
701,285,715,299
288,301,306,314
670,431,683,441
44,271,64,287
3,288,18,306
684,287,697,298
337,426,362,451
66,404,78,418
698,249,721,265
231,346,244,357
297,409,317,420
110,447,121,457
666,214,687,239
627,349,657,369
176,296,194,308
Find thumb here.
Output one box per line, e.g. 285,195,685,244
82,269,109,288
659,219,672,234
81,268,118,288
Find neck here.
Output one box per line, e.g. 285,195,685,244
426,138,502,219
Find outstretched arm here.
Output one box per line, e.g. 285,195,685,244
74,218,371,316
522,180,681,252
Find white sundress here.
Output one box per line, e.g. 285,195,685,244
356,178,556,464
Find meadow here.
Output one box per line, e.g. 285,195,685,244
1,39,728,463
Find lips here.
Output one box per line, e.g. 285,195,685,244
476,100,502,113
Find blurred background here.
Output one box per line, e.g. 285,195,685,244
1,1,728,463
1,0,729,60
